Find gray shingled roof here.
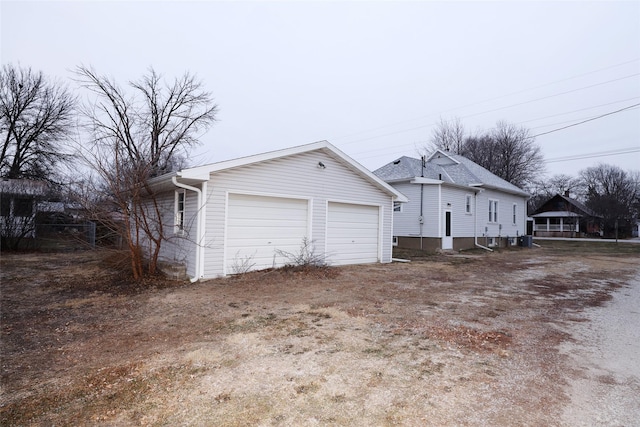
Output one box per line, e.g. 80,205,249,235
373,151,529,196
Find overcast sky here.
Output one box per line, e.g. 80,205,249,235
2,1,639,179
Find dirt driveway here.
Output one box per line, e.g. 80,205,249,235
1,242,639,426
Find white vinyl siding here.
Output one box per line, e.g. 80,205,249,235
421,186,441,237
225,194,309,273
389,182,421,237
387,181,527,242
201,150,394,277
442,187,475,238
155,188,199,278
477,189,527,238
390,183,477,239
327,202,379,265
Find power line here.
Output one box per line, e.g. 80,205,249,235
546,147,640,163
331,59,640,143
338,73,640,146
519,96,640,126
531,103,640,138
347,102,640,162
457,73,640,121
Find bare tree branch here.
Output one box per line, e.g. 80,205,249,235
427,116,466,154
0,64,76,181
74,66,218,280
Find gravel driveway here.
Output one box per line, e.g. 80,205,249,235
561,271,640,426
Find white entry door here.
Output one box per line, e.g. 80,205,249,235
442,210,453,250
225,193,309,274
327,202,379,266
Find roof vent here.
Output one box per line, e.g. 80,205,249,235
393,160,401,165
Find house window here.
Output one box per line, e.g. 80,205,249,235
512,203,517,225
393,201,402,212
14,198,33,217
465,194,472,214
175,191,185,233
489,199,498,223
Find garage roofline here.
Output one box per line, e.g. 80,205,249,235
151,140,408,203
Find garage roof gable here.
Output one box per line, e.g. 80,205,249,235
157,140,408,202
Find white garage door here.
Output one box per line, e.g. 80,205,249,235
226,194,309,274
327,202,379,266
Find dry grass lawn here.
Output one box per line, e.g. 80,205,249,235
1,241,639,426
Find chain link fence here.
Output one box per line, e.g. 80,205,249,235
33,222,97,251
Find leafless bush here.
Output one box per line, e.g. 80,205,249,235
275,237,326,268
230,251,256,275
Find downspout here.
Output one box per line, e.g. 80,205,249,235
419,184,424,250
474,190,493,252
172,176,203,282
420,156,425,250
437,182,442,245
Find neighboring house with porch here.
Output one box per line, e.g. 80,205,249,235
530,193,602,237
146,141,407,280
373,150,530,252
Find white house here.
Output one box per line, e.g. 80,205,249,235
148,141,408,280
373,150,530,251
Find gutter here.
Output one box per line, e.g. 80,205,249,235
473,191,493,252
172,176,204,282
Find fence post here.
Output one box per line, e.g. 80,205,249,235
87,221,96,248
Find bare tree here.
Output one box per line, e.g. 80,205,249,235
75,66,217,280
546,174,582,197
461,121,544,188
527,174,583,213
423,118,544,188
428,117,466,153
0,64,76,180
580,164,639,238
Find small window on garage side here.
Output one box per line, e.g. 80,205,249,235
393,201,402,212
465,194,472,214
512,203,517,225
14,198,33,217
175,191,185,233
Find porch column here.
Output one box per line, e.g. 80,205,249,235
560,218,564,232
546,218,550,231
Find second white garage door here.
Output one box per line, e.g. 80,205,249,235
225,193,309,273
327,202,380,266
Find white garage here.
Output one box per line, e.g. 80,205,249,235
157,141,408,279
225,193,309,273
327,202,380,266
